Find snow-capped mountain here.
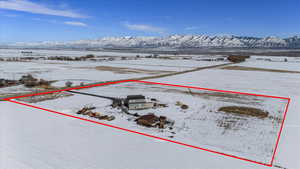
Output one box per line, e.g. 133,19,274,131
4,35,300,49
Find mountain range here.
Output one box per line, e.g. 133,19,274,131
3,35,300,49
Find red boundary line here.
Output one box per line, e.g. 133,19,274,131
3,80,291,167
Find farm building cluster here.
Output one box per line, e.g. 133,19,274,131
70,91,175,129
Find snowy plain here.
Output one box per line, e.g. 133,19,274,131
21,82,288,164
236,55,300,72
0,53,223,90
1,49,300,169
2,101,279,169
149,61,300,169
0,48,151,58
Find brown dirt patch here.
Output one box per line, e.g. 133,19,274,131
221,66,300,73
80,66,175,75
16,92,73,103
218,106,269,118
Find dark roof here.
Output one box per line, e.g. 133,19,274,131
126,95,145,100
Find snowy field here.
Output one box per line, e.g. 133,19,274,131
2,101,278,169
0,49,224,91
0,48,151,58
149,61,300,169
1,49,300,169
15,82,288,164
0,59,222,89
236,55,300,72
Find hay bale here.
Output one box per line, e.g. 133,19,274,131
176,101,188,109
181,104,189,109
97,115,109,120
94,112,101,118
88,112,97,118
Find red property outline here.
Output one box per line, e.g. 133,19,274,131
3,79,291,167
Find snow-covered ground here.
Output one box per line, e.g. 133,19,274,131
0,49,150,58
150,66,300,97
1,101,278,169
235,55,300,71
0,57,223,88
0,85,34,95
104,58,221,71
1,50,300,169
250,55,300,62
18,82,287,164
149,63,300,169
0,60,145,87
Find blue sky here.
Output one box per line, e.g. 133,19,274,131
0,0,299,42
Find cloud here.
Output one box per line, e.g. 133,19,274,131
123,22,165,33
185,26,198,30
64,21,87,27
0,0,87,18
32,18,86,27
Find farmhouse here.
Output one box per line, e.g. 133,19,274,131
124,95,154,110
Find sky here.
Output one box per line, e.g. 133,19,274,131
0,0,299,42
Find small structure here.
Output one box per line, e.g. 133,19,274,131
136,113,159,127
124,95,154,110
135,113,171,128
